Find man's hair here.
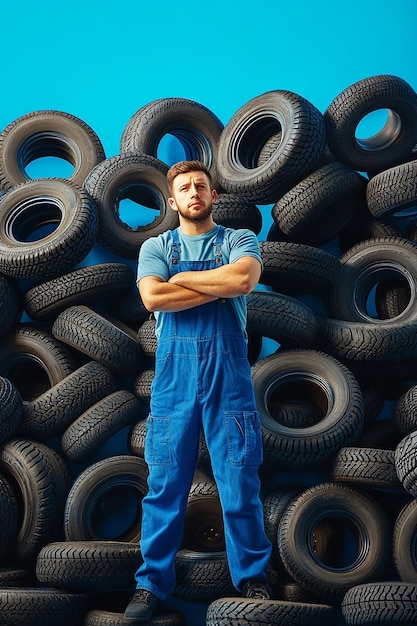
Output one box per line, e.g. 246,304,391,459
167,160,213,194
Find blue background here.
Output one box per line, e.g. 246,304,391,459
3,0,416,161
3,1,416,623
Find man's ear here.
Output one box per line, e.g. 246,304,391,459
168,197,178,211
211,189,218,202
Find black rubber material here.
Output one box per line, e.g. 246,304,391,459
0,178,98,280
84,153,177,259
324,75,417,171
216,90,326,204
52,305,142,374
278,482,391,603
0,109,105,191
252,349,364,467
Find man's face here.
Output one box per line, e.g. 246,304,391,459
168,171,218,223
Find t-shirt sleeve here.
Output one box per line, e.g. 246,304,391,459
136,236,170,283
227,229,263,269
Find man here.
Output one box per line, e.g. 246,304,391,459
124,160,272,622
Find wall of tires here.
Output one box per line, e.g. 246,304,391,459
0,73,417,625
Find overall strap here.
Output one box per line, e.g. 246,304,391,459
170,228,181,265
170,226,226,266
213,225,225,265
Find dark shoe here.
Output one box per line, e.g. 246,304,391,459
124,589,160,622
242,580,272,600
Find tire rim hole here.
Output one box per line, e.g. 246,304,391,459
234,114,283,170
6,196,62,243
91,486,142,541
25,156,75,180
4,357,51,401
353,265,414,321
182,507,225,552
117,183,166,229
19,132,78,177
266,375,330,429
310,514,368,571
355,108,402,151
157,130,213,167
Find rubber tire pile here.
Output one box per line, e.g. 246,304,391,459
0,73,417,625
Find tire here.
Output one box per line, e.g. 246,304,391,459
109,291,150,329
395,431,417,497
316,315,417,363
324,75,417,171
246,291,317,347
329,446,402,493
395,383,417,435
0,376,23,443
0,588,88,626
84,608,185,626
0,178,98,280
251,349,364,467
393,499,417,582
330,237,417,324
128,419,148,457
0,325,76,401
52,305,142,374
341,582,417,625
61,390,141,463
258,240,341,296
84,153,177,259
133,369,154,402
173,550,235,601
0,473,18,558
182,474,225,553
271,162,367,245
263,486,301,569
137,317,158,356
276,582,320,604
120,97,224,181
36,540,142,590
0,438,71,563
24,262,135,321
0,109,105,191
212,193,263,234
366,159,417,219
206,597,337,626
18,360,118,439
64,455,148,542
216,90,326,204
0,567,34,587
278,482,391,603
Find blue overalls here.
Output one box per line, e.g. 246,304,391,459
135,225,271,599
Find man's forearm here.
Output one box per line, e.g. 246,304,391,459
168,258,261,298
138,278,217,313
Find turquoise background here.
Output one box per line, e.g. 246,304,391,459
2,0,416,159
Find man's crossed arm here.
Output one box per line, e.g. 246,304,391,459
138,256,261,313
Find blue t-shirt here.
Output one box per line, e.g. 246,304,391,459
137,225,262,338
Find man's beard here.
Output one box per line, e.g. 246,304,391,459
177,203,213,223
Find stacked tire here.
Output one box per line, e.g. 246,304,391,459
0,75,415,625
